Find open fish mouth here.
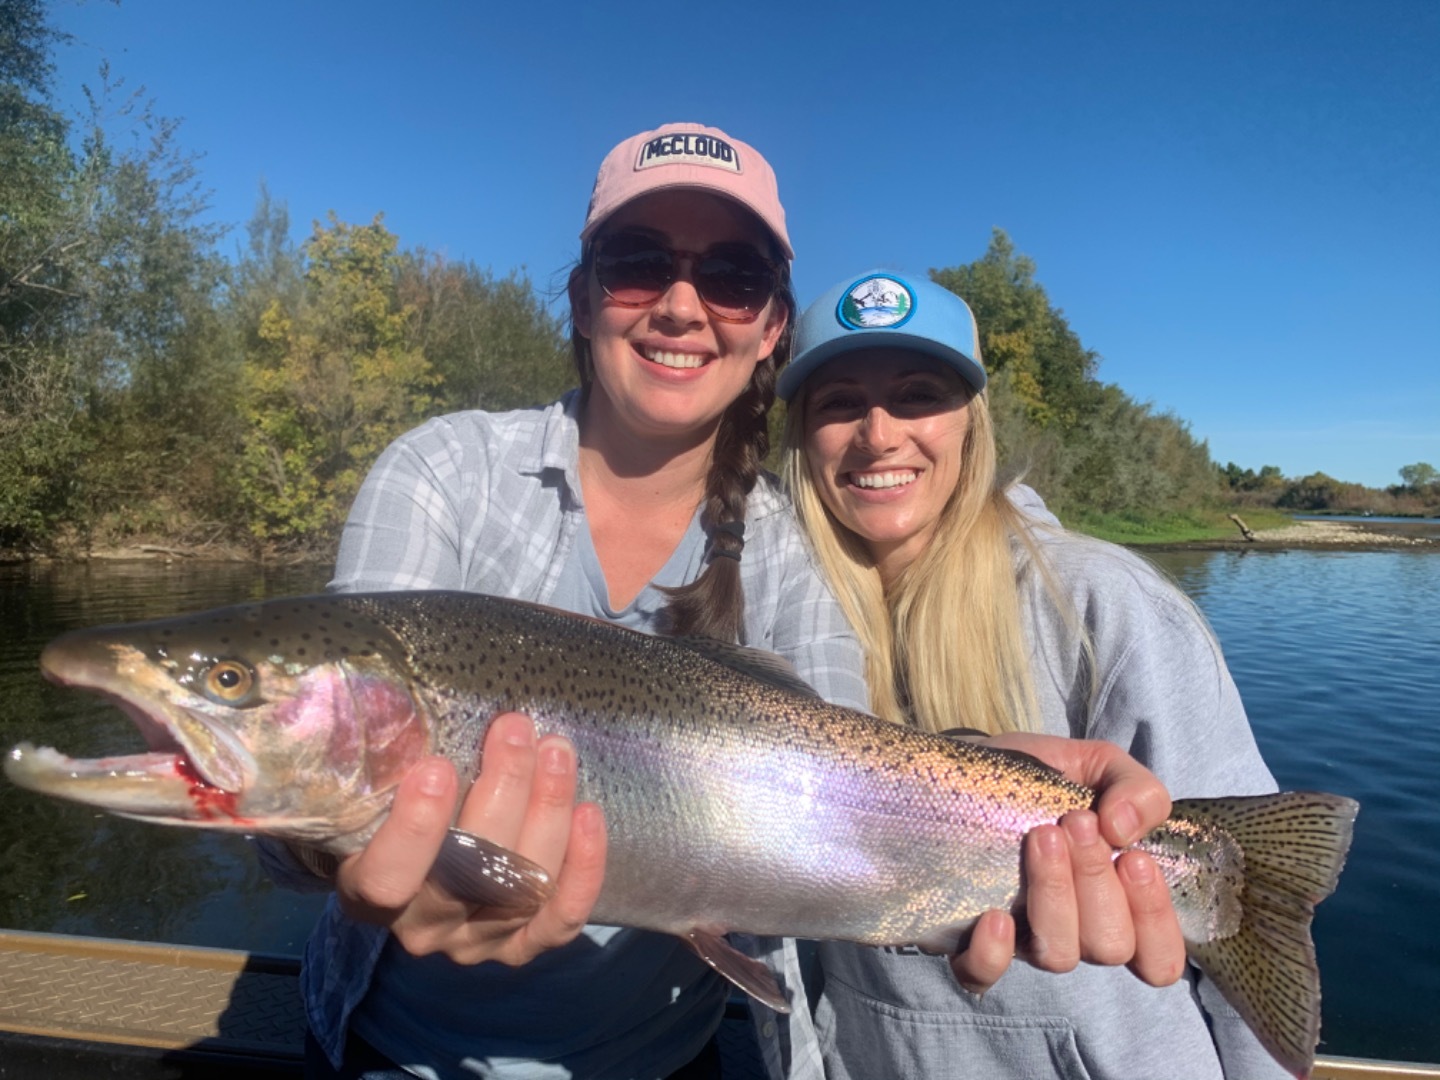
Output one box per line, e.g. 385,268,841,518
3,636,258,822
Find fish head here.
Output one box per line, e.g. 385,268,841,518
6,596,431,851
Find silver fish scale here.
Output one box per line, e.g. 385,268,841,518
348,592,1095,944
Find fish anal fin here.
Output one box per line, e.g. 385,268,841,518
430,827,555,914
683,928,792,1015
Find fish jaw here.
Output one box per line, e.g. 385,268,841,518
6,741,238,819
9,624,431,847
13,634,262,823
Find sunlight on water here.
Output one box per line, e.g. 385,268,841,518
1149,550,1440,1064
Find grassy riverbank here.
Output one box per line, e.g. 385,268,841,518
1064,507,1294,546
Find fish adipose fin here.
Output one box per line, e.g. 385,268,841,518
683,929,792,1014
429,827,555,914
1177,792,1359,1080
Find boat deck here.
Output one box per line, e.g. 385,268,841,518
0,928,1432,1079
0,929,304,1076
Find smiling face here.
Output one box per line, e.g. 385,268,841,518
571,189,788,446
802,349,973,584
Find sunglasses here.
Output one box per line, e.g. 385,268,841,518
592,230,781,324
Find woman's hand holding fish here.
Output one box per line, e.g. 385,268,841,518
335,713,608,966
948,734,1186,993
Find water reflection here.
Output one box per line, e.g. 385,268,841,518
0,560,332,954
1147,549,1440,1063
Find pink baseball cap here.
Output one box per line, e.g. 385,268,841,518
580,122,793,260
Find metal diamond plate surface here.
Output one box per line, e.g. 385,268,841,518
0,929,304,1055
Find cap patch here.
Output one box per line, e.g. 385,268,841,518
838,275,915,330
635,132,742,173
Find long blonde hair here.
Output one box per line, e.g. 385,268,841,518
784,389,1062,735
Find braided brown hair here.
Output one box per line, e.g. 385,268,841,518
567,242,795,643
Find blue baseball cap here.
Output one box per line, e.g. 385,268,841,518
777,271,986,401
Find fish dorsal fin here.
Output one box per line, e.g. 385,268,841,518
670,637,822,699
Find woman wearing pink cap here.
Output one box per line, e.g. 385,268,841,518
268,125,1184,1079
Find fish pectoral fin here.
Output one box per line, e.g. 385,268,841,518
287,842,341,881
682,929,792,1015
429,827,555,913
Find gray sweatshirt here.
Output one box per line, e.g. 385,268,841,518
813,487,1292,1080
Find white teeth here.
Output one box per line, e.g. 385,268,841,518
851,470,917,489
641,346,705,369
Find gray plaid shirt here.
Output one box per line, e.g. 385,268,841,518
277,391,866,1078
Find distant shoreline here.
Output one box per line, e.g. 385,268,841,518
5,517,1438,567
1138,517,1439,552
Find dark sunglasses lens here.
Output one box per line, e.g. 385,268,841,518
595,237,673,304
695,247,777,318
594,235,777,319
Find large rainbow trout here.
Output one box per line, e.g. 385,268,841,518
6,591,1356,1078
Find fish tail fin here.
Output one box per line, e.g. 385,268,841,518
1174,791,1359,1079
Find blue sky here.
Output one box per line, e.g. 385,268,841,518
49,0,1438,489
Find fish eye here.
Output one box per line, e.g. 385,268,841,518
203,660,255,703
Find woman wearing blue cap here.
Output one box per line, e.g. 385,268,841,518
779,272,1293,1078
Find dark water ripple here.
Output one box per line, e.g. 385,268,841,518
1149,549,1440,1064
0,561,332,954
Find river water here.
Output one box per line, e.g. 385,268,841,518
0,549,1436,1063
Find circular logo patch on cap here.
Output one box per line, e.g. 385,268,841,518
837,274,915,330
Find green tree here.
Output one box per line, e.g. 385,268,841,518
0,0,84,543
396,251,570,413
1278,472,1345,511
931,230,1097,432
1221,462,1285,495
1399,462,1437,491
236,213,437,546
2,0,229,548
1060,384,1217,513
229,183,303,353
929,231,1218,518
64,77,234,540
